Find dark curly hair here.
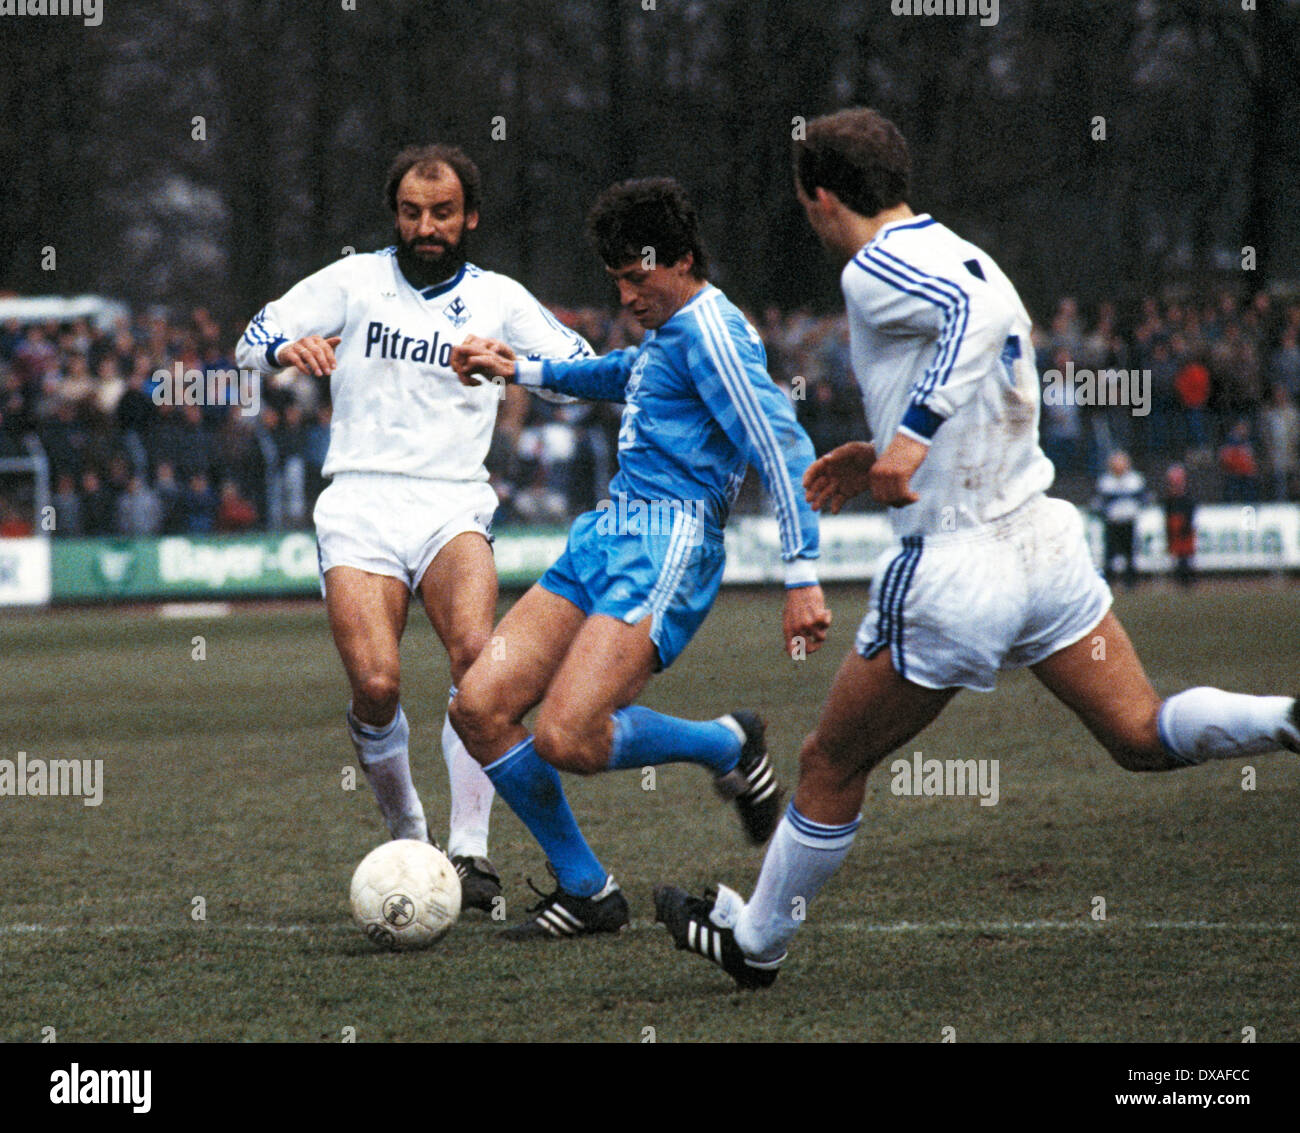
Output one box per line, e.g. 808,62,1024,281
384,144,482,216
585,177,709,279
793,108,910,219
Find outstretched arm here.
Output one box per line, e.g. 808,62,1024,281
453,337,637,403
804,440,877,513
499,277,595,364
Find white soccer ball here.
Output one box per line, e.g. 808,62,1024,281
349,839,462,951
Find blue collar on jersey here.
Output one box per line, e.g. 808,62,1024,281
418,263,468,300
381,247,471,299
868,214,935,248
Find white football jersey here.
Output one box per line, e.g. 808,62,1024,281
236,250,593,481
842,214,1054,538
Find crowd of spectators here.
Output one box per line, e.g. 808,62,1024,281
0,309,330,538
1038,292,1300,503
1,288,1297,539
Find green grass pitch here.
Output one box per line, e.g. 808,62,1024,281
1,583,1297,1042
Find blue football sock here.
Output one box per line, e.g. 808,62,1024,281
607,706,742,775
482,736,607,898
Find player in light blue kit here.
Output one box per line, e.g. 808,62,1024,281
450,178,832,940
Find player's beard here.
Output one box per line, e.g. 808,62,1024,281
394,225,468,289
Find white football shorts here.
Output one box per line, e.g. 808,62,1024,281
313,473,497,595
855,494,1112,691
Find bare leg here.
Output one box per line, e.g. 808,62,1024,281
1033,610,1298,767
448,587,614,900
325,566,410,726
531,614,658,775
1030,611,1173,770
417,532,497,685
324,566,424,837
795,648,958,823
417,532,500,861
449,584,587,766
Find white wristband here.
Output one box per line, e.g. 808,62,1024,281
783,559,819,588
515,360,545,387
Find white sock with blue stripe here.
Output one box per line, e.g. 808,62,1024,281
1157,688,1297,764
734,803,860,963
348,703,427,841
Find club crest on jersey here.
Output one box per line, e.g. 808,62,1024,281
443,297,471,328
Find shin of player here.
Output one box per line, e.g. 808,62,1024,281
350,689,496,854
349,702,427,843
442,686,494,860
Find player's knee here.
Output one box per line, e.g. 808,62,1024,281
446,690,473,739
445,631,492,684
354,670,400,715
533,716,605,776
448,682,501,747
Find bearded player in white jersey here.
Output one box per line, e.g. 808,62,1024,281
655,108,1300,987
235,145,592,910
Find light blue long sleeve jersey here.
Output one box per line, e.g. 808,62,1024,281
515,284,820,583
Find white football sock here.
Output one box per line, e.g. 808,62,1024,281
734,805,860,963
348,703,427,840
443,687,495,860
1158,688,1298,764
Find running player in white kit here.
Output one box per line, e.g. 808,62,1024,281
235,145,592,909
655,108,1299,986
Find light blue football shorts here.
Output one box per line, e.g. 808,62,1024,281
539,504,727,670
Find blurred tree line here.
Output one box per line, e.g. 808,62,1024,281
2,0,1298,325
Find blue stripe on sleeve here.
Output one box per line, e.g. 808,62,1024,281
900,401,945,440
872,246,969,400
852,254,960,405
855,246,969,409
242,311,269,347
692,297,804,559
